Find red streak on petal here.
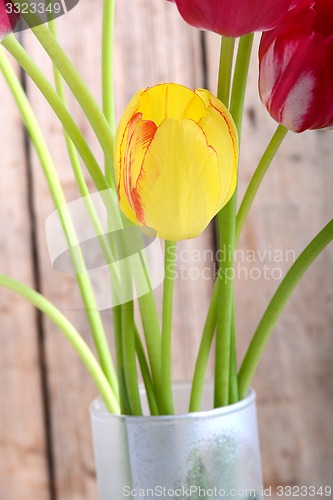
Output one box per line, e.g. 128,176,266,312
208,101,238,164
124,113,157,224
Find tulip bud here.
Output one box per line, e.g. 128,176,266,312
115,83,238,241
259,0,333,133
0,1,20,40
168,0,295,37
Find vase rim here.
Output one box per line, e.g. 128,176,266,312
90,381,256,423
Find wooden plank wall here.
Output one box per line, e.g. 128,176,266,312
0,1,332,499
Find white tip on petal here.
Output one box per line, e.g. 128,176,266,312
282,73,315,131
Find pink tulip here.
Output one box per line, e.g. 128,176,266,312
259,0,333,133
0,0,20,40
167,0,295,37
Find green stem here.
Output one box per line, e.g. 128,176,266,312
135,328,159,416
112,305,129,414
13,1,115,182
32,22,115,182
238,219,333,399
122,301,142,416
214,33,254,408
214,196,236,407
228,303,238,404
138,292,162,394
47,17,126,411
0,275,120,414
47,19,120,275
0,48,118,397
189,281,218,412
214,34,253,407
236,124,288,243
160,241,176,415
217,37,235,107
1,35,108,193
229,33,254,141
102,0,116,185
102,0,116,134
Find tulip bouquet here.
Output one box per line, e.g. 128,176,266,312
0,0,332,424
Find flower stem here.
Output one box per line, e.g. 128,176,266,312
238,219,333,398
112,305,129,414
32,22,115,182
228,303,238,404
0,275,120,414
217,36,235,107
214,197,237,407
46,19,120,280
135,328,159,416
13,2,115,182
160,241,176,415
229,33,254,140
122,301,142,416
214,33,254,408
0,48,118,397
102,0,116,187
1,36,108,192
189,281,218,412
236,124,288,243
102,0,115,134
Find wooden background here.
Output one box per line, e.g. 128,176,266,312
0,1,332,499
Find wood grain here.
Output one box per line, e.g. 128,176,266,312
0,3,332,499
0,57,49,499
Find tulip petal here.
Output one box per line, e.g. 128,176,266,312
116,113,157,223
123,113,157,222
0,1,20,39
171,0,294,37
134,118,221,240
138,83,207,126
115,90,147,222
259,0,333,132
195,89,238,207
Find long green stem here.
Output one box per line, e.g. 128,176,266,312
46,16,128,413
214,33,254,408
0,48,118,396
214,197,237,407
1,35,108,192
47,18,119,270
236,125,288,243
217,37,235,107
228,303,238,404
102,0,116,136
32,23,115,182
135,328,159,416
0,275,120,414
112,305,129,414
238,219,333,398
189,281,218,412
229,33,254,141
160,241,176,415
13,1,115,182
122,301,142,416
138,293,162,391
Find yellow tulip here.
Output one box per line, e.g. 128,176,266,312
114,83,238,241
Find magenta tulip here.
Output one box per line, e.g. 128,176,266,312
0,1,20,40
259,0,333,133
167,0,295,37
